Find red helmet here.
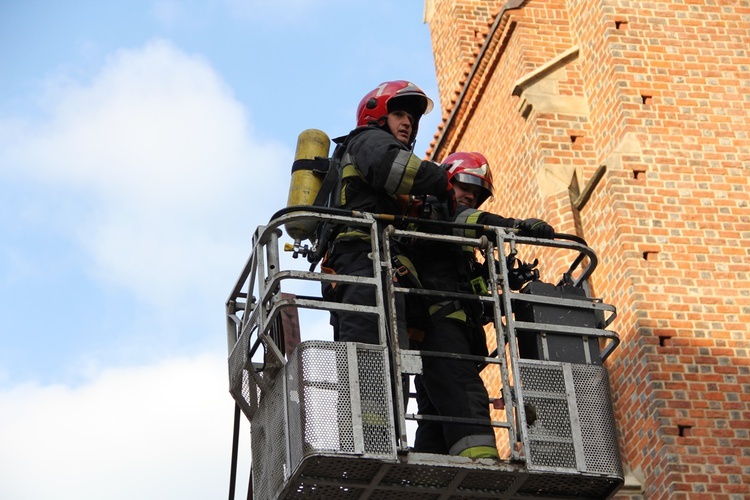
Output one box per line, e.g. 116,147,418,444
356,80,434,143
443,152,494,207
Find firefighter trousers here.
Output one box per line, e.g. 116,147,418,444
411,309,496,455
324,242,408,349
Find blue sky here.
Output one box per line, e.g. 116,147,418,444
0,1,442,498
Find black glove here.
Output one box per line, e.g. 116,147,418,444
437,181,457,216
506,257,540,290
516,218,555,239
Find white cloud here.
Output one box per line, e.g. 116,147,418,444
0,354,250,500
1,39,290,307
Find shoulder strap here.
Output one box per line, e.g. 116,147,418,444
306,134,353,269
311,134,352,208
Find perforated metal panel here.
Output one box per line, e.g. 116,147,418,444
288,482,364,498
573,364,624,477
518,360,622,479
380,463,456,489
518,362,577,470
459,469,520,491
518,363,566,393
286,341,396,463
293,342,356,460
228,325,252,417
356,347,395,455
251,341,398,499
280,454,623,499
369,491,440,500
251,375,288,500
228,322,265,421
248,349,624,499
284,456,524,499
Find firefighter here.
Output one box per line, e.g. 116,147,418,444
323,80,455,349
409,152,554,458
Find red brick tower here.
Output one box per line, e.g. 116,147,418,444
424,0,750,498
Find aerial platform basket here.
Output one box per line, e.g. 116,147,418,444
231,340,622,499
226,208,624,499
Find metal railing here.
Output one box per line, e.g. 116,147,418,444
225,207,623,499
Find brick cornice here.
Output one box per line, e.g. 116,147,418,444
428,0,527,160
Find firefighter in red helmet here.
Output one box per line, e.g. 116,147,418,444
356,80,434,147
323,80,454,349
408,152,554,459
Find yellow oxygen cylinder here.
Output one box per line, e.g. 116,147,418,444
285,129,331,241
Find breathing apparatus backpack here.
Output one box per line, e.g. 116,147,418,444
284,129,332,241
283,129,352,269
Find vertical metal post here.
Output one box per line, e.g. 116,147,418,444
282,358,292,482
265,230,285,353
228,403,241,500
347,343,365,453
486,231,519,458
380,225,408,451
563,363,587,471
495,231,529,461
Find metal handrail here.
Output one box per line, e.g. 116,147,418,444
225,207,622,471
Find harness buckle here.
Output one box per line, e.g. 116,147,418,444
470,276,489,295
395,265,409,277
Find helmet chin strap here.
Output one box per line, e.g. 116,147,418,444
401,131,417,151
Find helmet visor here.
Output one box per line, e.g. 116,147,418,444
387,93,433,118
453,172,493,193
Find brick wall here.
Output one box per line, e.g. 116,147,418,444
425,0,750,498
425,0,497,121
